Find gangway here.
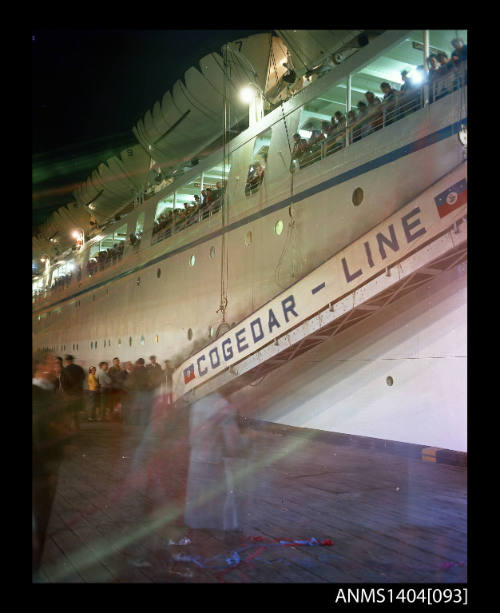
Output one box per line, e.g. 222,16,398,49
173,163,467,404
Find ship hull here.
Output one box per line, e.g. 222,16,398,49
33,87,467,452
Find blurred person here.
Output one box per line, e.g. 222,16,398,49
184,388,250,540
124,358,151,425
87,366,99,421
54,356,64,392
146,355,164,390
96,361,112,421
61,354,85,431
120,361,134,423
33,351,76,575
108,357,126,420
163,359,175,406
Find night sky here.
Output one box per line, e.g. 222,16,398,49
32,28,270,229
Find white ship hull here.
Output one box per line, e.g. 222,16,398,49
33,32,467,453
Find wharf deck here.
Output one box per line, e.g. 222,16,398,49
33,420,467,585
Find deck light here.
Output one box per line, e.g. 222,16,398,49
240,85,257,104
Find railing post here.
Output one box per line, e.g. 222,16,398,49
423,30,430,107
346,73,352,148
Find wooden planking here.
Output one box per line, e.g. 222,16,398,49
37,422,467,583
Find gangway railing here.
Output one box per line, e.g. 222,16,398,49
173,162,467,403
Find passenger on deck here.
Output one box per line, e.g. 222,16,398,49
399,69,421,117
380,82,399,126
201,189,208,206
451,38,467,66
205,188,214,206
426,54,439,103
364,91,383,133
356,101,370,140
346,109,358,144
435,52,453,100
321,120,333,139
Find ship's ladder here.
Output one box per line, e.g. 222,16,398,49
173,162,467,404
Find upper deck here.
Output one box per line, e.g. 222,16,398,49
33,30,467,315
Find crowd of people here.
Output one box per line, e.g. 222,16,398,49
292,37,467,168
152,181,226,237
33,349,251,575
86,241,125,276
86,355,175,424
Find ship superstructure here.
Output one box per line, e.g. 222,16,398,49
33,29,467,452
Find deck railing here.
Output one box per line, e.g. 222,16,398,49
292,64,467,172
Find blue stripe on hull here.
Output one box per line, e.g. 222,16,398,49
33,118,467,314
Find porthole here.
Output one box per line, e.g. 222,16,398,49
157,268,161,278
274,220,284,236
140,335,145,346
245,231,253,246
209,246,215,259
352,187,364,206
189,254,196,267
386,376,394,387
129,337,132,346
187,328,193,340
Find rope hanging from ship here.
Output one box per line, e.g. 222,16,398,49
269,38,304,289
216,43,232,326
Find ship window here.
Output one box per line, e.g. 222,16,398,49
210,246,215,259
104,340,106,347
140,335,145,346
189,255,195,267
352,187,364,206
245,127,271,197
154,335,159,344
91,341,93,349
157,268,161,278
275,220,284,236
76,344,78,351
245,231,253,246
386,376,394,386
95,341,98,348
188,328,193,340
208,326,215,338
118,338,121,346
129,337,132,346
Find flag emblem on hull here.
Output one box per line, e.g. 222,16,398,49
183,364,195,384
434,178,467,218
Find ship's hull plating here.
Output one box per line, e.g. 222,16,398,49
33,90,467,452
